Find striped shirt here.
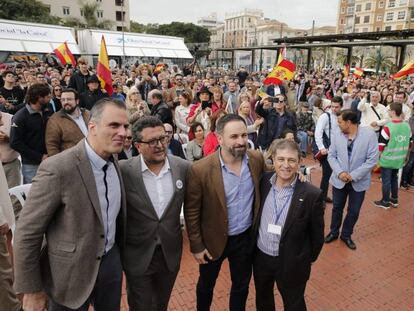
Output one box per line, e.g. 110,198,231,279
257,174,297,257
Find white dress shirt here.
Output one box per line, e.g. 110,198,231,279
357,99,389,131
69,108,88,137
141,156,173,219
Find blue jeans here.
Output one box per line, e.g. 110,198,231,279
330,183,366,239
381,167,399,202
21,164,39,184
296,130,308,154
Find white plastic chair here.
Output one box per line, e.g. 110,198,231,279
8,184,32,208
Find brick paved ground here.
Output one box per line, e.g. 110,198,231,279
117,157,414,311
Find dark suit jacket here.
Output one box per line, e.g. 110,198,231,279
169,139,186,159
266,84,286,96
13,139,127,309
119,155,190,276
253,172,324,284
185,149,264,260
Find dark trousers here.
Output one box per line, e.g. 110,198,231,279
197,228,252,311
402,152,414,184
381,168,399,202
253,249,307,311
330,184,365,239
126,246,179,311
320,157,332,200
48,245,122,311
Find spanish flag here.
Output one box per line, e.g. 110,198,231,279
263,59,296,85
344,64,350,77
96,36,113,96
391,61,414,80
153,63,165,74
276,46,286,66
53,42,76,66
353,67,364,78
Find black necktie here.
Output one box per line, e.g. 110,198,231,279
102,164,109,252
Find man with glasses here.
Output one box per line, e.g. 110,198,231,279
45,88,90,156
325,110,378,250
164,123,186,159
118,128,137,160
119,116,190,310
170,73,191,107
256,94,297,150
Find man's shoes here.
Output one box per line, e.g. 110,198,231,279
401,181,410,190
325,197,333,203
340,237,356,250
324,232,338,243
374,200,390,209
390,197,399,208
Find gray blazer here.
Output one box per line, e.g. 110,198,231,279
119,155,190,276
328,126,378,192
13,139,127,309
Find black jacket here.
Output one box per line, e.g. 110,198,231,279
168,139,186,159
256,104,297,150
79,90,109,111
10,105,53,165
253,172,325,284
150,101,173,125
68,71,90,94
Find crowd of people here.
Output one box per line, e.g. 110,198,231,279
0,57,413,311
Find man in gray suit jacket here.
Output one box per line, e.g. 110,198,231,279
13,99,129,311
325,109,378,250
120,116,189,311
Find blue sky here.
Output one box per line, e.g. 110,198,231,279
130,0,338,29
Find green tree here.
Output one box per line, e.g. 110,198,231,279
130,21,147,33
364,51,395,73
0,0,61,24
144,22,210,43
61,1,113,30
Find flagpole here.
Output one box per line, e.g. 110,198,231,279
121,0,126,67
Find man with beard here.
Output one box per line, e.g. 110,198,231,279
45,88,90,156
185,114,264,311
9,83,53,183
119,116,189,310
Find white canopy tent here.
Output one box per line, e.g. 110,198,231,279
78,29,193,59
0,19,80,54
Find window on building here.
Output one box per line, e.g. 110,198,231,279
115,0,123,5
363,27,369,32
399,0,408,6
97,10,103,18
364,15,370,23
366,2,371,10
386,12,394,20
385,25,392,30
411,8,414,19
45,5,51,13
388,0,395,7
341,7,346,13
356,4,362,12
347,7,355,14
376,26,381,31
63,7,70,15
355,16,361,24
377,15,383,21
341,18,345,24
379,1,385,8
96,0,102,2
117,26,123,31
116,11,125,21
398,11,406,19
80,9,84,16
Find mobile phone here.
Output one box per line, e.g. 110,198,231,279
201,101,212,110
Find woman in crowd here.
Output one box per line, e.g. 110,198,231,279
186,122,205,161
175,91,192,135
51,85,63,111
238,101,263,145
125,86,150,124
136,63,157,102
203,109,226,156
211,86,226,110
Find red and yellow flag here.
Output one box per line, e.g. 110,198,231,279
96,36,113,96
391,61,414,80
276,46,286,66
353,67,364,78
263,59,296,85
53,42,76,66
153,63,165,74
344,64,350,77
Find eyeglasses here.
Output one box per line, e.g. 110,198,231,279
54,88,62,92
138,135,168,147
126,136,133,140
165,131,173,134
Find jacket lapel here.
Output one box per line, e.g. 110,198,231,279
75,140,103,225
211,152,227,215
281,180,306,240
160,156,181,219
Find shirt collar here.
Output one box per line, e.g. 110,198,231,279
270,173,298,190
140,155,170,175
26,104,42,115
218,148,249,169
84,139,111,170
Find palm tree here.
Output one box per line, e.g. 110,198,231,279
62,1,113,30
335,51,360,67
364,50,395,74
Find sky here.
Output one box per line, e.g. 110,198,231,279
130,0,338,29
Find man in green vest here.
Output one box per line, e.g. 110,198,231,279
374,103,412,209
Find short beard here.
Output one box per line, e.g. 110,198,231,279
228,144,247,158
64,106,78,114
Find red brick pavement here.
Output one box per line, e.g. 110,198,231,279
115,157,414,311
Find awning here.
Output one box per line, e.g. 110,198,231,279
78,29,193,59
0,19,80,54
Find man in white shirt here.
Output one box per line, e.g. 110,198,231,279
119,116,190,311
357,91,388,135
394,91,412,121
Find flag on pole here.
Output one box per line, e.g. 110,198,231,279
353,67,364,78
263,59,296,85
344,64,350,77
276,46,287,66
96,36,113,96
391,61,414,80
53,42,76,66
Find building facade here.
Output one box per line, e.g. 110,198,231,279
337,0,414,33
40,0,130,31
